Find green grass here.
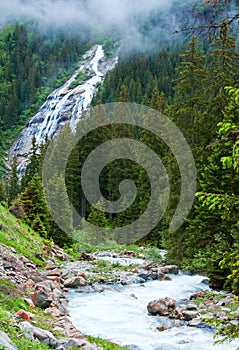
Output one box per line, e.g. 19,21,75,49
0,204,48,265
90,259,136,274
0,308,50,350
68,71,88,89
86,335,128,349
0,278,15,292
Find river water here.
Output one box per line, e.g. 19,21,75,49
67,261,239,350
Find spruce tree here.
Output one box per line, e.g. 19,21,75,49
7,155,20,205
184,87,239,287
0,181,6,202
171,36,207,151
12,174,51,237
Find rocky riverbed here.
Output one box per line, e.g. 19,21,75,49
1,246,239,350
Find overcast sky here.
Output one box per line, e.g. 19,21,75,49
0,0,173,30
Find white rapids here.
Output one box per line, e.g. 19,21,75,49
67,270,239,350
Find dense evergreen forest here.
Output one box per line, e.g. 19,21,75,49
0,22,92,174
1,0,239,307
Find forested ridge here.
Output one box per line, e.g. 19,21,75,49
1,0,239,317
0,22,92,175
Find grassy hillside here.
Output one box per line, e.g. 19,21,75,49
0,205,126,350
0,204,48,265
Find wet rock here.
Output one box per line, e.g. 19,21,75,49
92,284,104,293
188,317,207,328
79,251,93,261
147,297,176,316
120,280,128,286
130,293,138,299
164,276,172,281
158,265,179,274
216,311,228,320
177,340,191,344
201,278,209,284
0,330,18,350
186,303,197,310
156,319,185,332
150,273,158,280
181,310,198,321
63,276,86,288
65,337,98,349
138,273,148,281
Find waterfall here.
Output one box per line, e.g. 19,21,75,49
8,45,117,175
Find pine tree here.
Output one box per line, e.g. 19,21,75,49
7,155,20,205
0,181,6,202
21,136,40,191
11,174,51,237
46,173,74,247
87,199,109,245
171,36,207,150
206,22,239,119
184,86,239,287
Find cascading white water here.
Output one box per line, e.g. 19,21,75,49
8,45,117,174
67,256,239,350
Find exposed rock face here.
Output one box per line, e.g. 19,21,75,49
8,45,117,175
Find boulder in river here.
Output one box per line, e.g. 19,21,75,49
147,297,176,316
158,265,179,274
63,276,86,288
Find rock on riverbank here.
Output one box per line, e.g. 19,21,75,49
147,290,239,333
0,244,102,350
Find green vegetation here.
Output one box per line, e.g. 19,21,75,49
86,335,128,349
0,308,49,350
90,259,134,274
0,203,47,265
0,22,91,177
68,71,89,89
1,0,239,346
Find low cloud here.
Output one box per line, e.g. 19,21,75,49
0,0,173,31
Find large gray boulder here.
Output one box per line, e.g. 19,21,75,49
0,331,18,350
147,297,176,316
19,321,58,348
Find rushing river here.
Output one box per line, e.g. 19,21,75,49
67,258,239,350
